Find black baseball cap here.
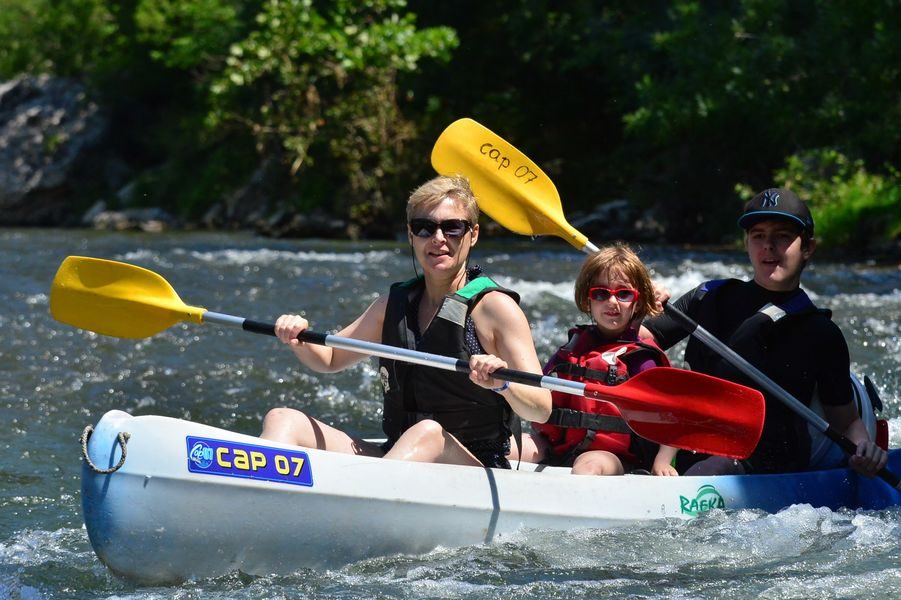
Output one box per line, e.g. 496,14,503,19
737,187,814,234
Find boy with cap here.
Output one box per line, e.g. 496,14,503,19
641,188,887,476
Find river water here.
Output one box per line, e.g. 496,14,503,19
2,229,900,599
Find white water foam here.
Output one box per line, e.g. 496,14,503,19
490,275,573,305
189,248,398,265
0,528,91,567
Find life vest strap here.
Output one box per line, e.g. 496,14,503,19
545,407,631,434
551,362,612,383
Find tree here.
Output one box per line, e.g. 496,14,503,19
621,0,901,241
206,0,457,234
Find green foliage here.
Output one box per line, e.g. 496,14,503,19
134,0,245,71
1,0,899,255
758,150,901,249
0,0,119,77
618,0,901,241
206,0,457,231
143,134,260,218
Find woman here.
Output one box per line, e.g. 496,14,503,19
261,175,551,468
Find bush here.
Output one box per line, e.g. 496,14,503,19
740,149,901,250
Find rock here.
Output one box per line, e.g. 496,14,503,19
256,210,347,239
571,199,665,242
89,207,177,232
209,156,285,228
80,200,107,225
115,180,138,205
0,75,108,225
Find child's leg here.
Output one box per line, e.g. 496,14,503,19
571,450,625,475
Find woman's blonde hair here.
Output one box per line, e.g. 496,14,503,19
573,243,659,320
406,175,479,223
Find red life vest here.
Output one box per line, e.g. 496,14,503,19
532,326,670,463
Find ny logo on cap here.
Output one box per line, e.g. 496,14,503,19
761,190,780,208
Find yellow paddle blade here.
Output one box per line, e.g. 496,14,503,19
50,256,205,339
431,118,596,253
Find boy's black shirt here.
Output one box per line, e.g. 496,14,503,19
644,279,851,473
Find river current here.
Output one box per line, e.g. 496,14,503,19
1,229,899,599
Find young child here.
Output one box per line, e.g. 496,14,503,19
528,244,678,475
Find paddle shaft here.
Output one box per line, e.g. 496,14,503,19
664,302,901,489
49,255,761,456
205,311,580,395
209,309,762,457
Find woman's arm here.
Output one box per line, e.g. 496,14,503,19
470,293,552,423
275,296,388,373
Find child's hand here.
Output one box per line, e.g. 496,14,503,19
651,461,679,477
650,446,679,476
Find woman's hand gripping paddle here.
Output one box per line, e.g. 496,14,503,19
50,256,760,458
435,118,899,485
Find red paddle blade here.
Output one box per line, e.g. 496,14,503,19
584,367,765,459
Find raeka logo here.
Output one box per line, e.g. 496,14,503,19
679,484,725,516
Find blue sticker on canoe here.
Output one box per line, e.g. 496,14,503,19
186,436,313,487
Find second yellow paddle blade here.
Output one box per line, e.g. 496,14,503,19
50,256,205,339
431,118,591,251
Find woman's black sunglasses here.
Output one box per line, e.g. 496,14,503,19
409,218,472,238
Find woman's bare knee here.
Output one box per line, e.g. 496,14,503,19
261,407,381,456
260,407,321,447
385,420,480,466
397,420,445,446
262,407,304,431
263,407,302,424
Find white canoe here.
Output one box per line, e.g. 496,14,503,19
81,409,901,584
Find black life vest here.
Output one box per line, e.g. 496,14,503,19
531,325,670,462
682,279,831,472
685,279,830,382
379,274,519,446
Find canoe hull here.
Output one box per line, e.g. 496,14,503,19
82,410,901,583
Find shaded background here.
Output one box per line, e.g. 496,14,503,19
1,0,899,253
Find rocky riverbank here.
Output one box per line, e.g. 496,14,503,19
0,75,667,243
3,75,895,260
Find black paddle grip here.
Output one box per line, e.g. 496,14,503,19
662,302,697,333
298,330,328,346
491,367,545,388
241,320,329,347
242,319,276,336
